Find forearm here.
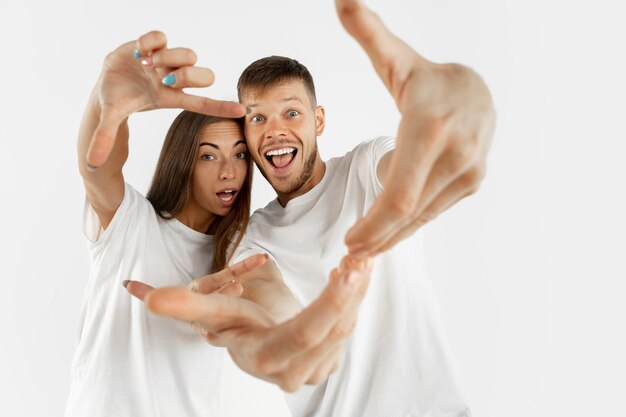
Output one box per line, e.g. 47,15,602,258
77,85,129,224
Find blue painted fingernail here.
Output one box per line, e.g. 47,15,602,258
162,73,176,86
133,49,140,59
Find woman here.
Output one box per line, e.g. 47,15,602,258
66,33,253,417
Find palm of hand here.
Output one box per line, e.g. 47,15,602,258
96,42,168,117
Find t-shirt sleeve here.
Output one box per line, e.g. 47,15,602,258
351,136,396,195
82,183,147,248
229,232,278,267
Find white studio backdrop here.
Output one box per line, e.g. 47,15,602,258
0,0,624,416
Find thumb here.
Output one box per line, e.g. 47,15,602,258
86,104,125,168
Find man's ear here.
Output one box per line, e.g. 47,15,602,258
315,105,326,136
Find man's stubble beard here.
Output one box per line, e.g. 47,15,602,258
256,142,319,197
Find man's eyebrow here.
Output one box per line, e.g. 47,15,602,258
199,140,246,149
246,97,303,110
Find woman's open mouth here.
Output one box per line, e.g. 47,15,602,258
216,189,238,207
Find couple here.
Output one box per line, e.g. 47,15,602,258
67,1,495,416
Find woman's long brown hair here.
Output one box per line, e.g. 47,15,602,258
146,111,252,272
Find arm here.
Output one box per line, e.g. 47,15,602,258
77,89,129,229
78,31,246,227
125,254,373,392
336,0,496,255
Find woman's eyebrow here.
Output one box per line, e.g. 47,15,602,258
199,140,247,149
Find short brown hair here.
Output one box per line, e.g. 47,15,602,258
147,111,252,272
237,56,317,106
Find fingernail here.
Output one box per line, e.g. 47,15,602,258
86,163,98,172
162,73,176,86
133,49,141,59
140,56,153,66
344,272,359,288
122,280,130,288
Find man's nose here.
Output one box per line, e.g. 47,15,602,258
264,117,288,140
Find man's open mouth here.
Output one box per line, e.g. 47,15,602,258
265,147,297,169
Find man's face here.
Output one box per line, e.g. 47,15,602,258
242,80,325,202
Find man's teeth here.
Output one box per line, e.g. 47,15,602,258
265,147,295,157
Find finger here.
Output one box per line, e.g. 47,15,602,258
159,66,216,89
135,30,167,58
409,144,477,217
143,47,197,69
259,267,363,363
376,166,485,252
216,281,244,297
277,265,368,390
335,0,419,92
177,93,246,118
86,103,128,168
345,116,444,255
283,329,347,390
305,344,343,385
124,280,155,302
145,287,273,331
190,253,268,294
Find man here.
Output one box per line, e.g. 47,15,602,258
121,0,495,415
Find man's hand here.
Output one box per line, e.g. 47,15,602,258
336,0,496,256
125,254,373,392
86,30,245,169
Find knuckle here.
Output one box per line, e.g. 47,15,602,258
329,321,356,342
195,98,212,115
307,370,325,385
384,193,418,217
461,165,486,192
415,210,437,227
147,30,166,44
278,374,304,393
187,49,198,64
250,351,276,375
291,328,318,350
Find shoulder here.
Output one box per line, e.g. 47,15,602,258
83,183,158,245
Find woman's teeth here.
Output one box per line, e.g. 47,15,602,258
217,190,236,202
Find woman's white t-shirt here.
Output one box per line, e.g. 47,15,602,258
65,183,223,417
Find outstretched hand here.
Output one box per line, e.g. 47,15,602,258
86,30,245,168
126,254,373,392
336,0,496,255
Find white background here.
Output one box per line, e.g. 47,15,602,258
1,0,625,416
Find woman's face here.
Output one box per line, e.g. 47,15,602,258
189,120,248,220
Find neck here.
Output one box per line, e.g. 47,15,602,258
175,203,216,234
277,158,326,206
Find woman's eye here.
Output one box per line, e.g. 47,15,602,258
201,154,215,161
235,152,247,160
287,110,299,117
251,115,264,123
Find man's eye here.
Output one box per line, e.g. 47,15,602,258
287,110,299,117
251,115,264,123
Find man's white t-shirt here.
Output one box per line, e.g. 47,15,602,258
233,137,470,417
65,184,224,417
